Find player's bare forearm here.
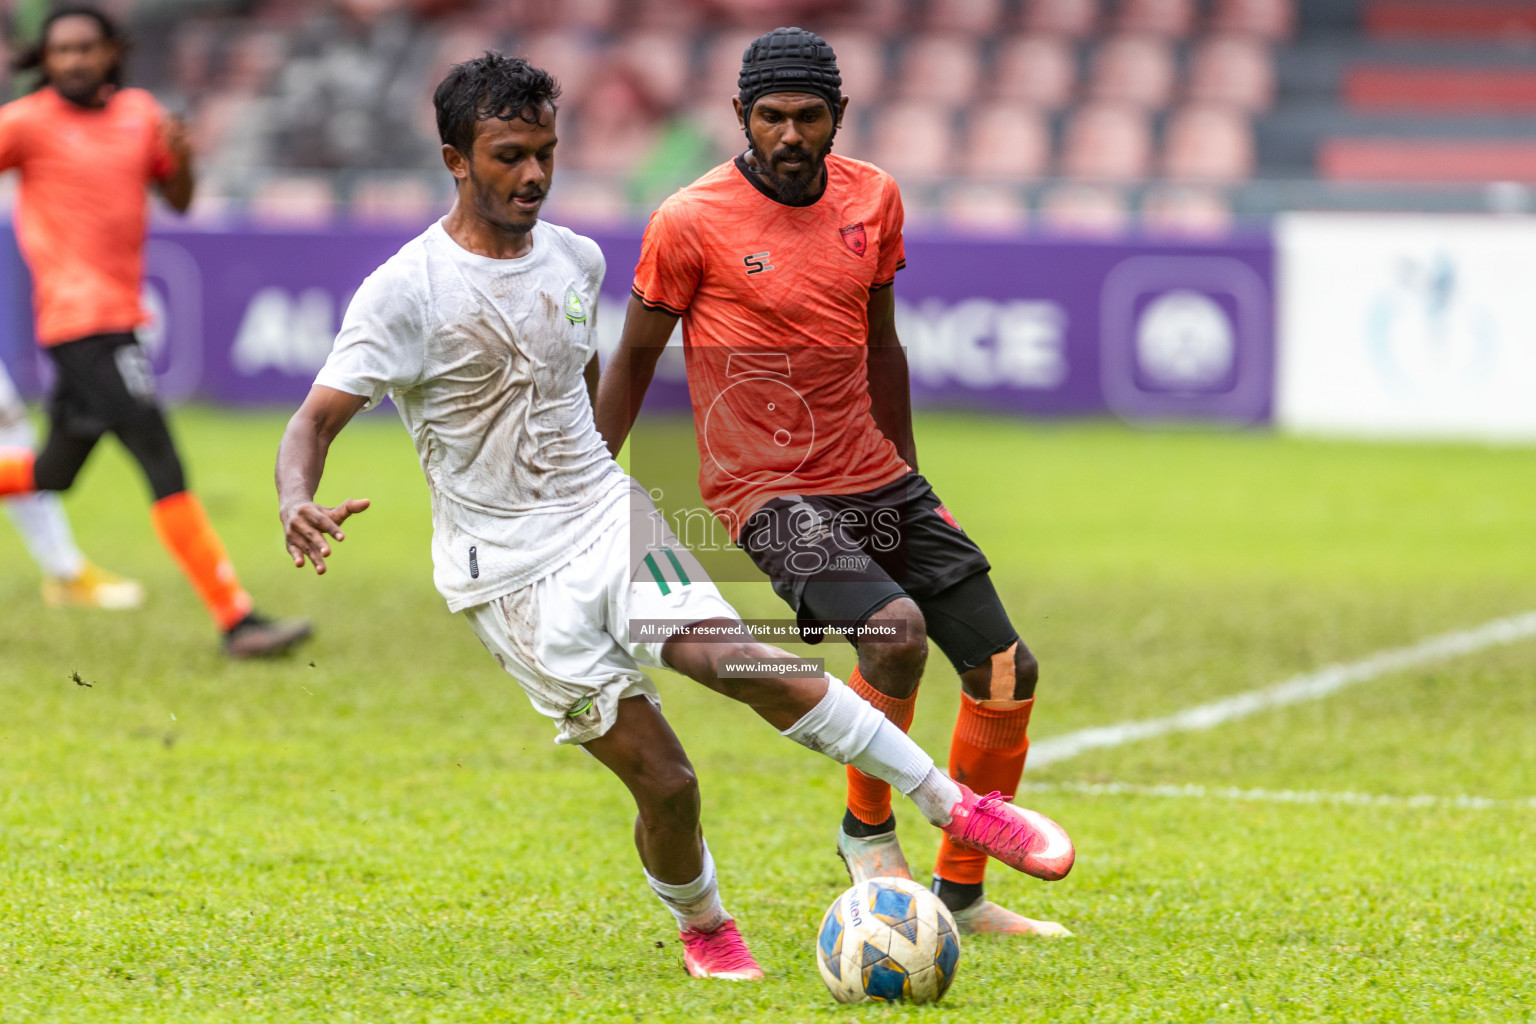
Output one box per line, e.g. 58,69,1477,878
593,296,676,457
156,115,196,214
276,386,370,574
866,287,918,471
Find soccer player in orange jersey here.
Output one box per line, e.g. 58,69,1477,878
0,7,307,657
596,27,1071,937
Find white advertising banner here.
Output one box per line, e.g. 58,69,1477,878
1278,213,1536,440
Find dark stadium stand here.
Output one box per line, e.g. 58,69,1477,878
12,0,1536,227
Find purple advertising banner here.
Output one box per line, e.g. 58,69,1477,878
0,222,1274,424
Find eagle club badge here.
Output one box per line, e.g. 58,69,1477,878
840,222,867,257
564,288,587,323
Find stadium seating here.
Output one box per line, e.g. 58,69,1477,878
118,0,1307,230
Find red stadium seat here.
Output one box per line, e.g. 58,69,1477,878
1363,1,1536,39
867,101,958,182
920,0,1008,34
1115,0,1196,38
170,20,220,92
632,0,708,31
820,0,909,31
1087,34,1176,109
250,176,336,226
1039,182,1131,233
1140,184,1235,235
617,31,696,110
896,36,984,105
991,35,1077,110
223,29,288,92
1059,101,1152,180
1159,104,1255,182
1022,0,1100,38
1319,138,1536,181
542,175,630,224
509,31,600,108
350,176,440,226
822,31,888,101
703,30,764,107
1344,66,1536,113
1208,0,1294,41
941,182,1030,233
1186,34,1275,112
683,99,752,163
565,69,664,174
191,90,259,159
962,102,1052,179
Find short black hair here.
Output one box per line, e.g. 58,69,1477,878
433,52,560,154
12,6,127,88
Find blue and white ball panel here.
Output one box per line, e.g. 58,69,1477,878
815,876,962,1004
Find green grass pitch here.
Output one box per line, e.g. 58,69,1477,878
2,408,1533,1023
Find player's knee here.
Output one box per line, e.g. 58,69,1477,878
639,762,701,830
859,600,927,698
1013,644,1039,700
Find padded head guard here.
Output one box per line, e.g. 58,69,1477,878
737,27,842,131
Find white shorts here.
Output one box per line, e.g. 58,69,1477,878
464,481,739,745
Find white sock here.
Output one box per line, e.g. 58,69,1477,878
645,839,730,933
5,493,85,580
906,767,963,827
782,676,962,827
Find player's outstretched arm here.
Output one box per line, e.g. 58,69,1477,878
593,296,677,458
154,114,196,214
866,287,918,472
276,385,370,575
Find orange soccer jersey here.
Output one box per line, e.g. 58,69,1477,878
631,153,911,536
0,86,176,346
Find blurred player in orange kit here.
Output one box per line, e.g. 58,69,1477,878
596,27,1070,937
0,7,308,657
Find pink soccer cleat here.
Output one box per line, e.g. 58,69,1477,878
680,919,765,981
941,785,1075,882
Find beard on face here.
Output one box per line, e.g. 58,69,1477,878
52,71,106,107
751,136,830,204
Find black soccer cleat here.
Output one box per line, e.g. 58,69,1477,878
223,612,312,659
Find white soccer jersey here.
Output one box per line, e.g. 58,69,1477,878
316,218,628,610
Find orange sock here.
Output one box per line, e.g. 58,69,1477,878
150,491,253,631
0,448,36,496
845,666,919,826
934,692,1034,885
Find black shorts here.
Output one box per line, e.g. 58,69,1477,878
33,331,185,500
740,472,1006,666
46,331,161,438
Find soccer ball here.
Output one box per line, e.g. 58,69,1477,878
815,876,961,1004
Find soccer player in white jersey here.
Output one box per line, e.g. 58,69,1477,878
0,358,142,608
275,54,1073,982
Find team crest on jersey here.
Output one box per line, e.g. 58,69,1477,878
840,222,867,257
564,288,587,323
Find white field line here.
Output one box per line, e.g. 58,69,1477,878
1021,780,1536,811
1029,611,1536,768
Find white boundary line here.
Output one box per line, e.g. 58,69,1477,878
1029,611,1536,768
1021,780,1536,811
